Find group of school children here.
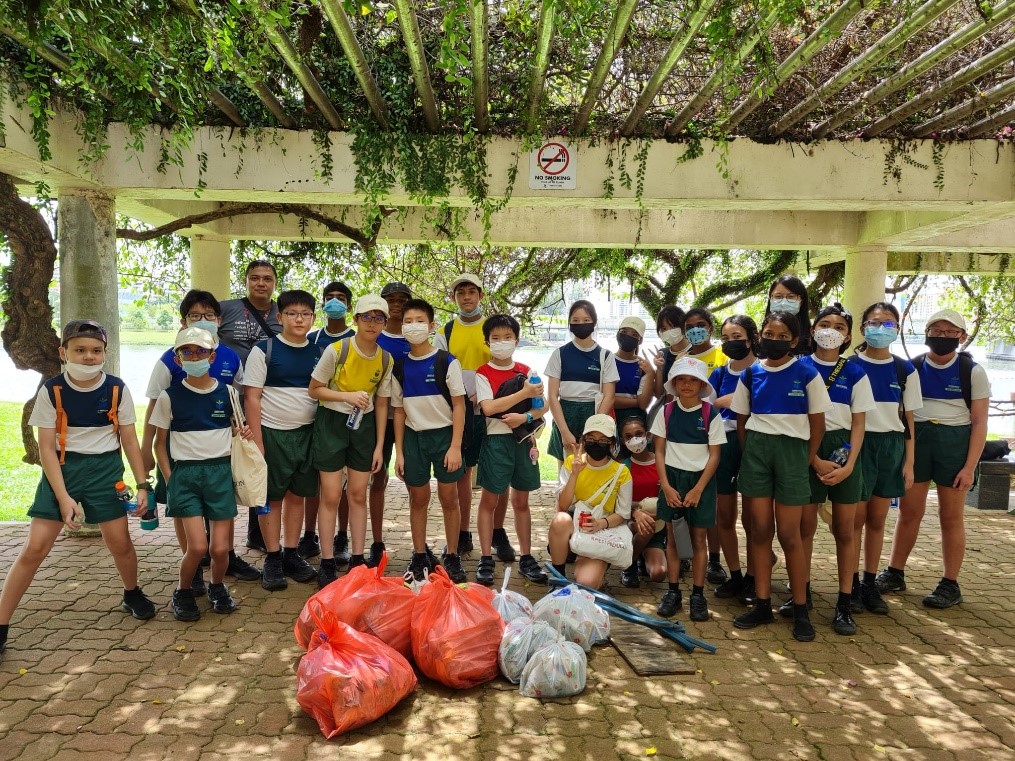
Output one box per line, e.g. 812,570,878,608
0,267,990,655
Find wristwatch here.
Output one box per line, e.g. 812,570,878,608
136,479,155,492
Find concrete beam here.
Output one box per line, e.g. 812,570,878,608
895,217,1015,253
887,253,1015,273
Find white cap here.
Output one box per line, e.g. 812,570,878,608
664,356,716,399
451,273,484,292
353,294,390,318
618,316,646,337
926,309,967,332
582,414,616,439
174,327,216,351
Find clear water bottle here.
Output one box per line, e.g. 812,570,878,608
529,373,544,410
347,405,363,430
828,443,851,466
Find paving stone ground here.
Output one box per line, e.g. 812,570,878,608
1,484,1014,761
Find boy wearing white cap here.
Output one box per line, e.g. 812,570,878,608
613,316,655,428
650,356,725,622
879,309,990,609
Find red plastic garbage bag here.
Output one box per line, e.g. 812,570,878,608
294,553,417,659
410,566,505,688
296,609,417,739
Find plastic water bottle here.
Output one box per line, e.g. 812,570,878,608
115,481,134,510
256,501,271,516
828,443,851,466
889,496,900,509
139,491,159,531
347,405,363,430
529,373,544,409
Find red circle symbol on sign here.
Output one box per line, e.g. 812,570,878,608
537,142,570,176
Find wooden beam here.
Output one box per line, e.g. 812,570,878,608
966,103,1015,138
0,26,114,102
525,0,557,129
888,253,1015,273
320,0,389,129
393,0,440,132
912,77,1015,137
572,0,639,135
471,0,490,133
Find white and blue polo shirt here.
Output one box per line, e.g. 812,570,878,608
914,354,990,426
850,352,923,433
244,336,322,430
391,350,467,431
800,355,876,432
730,358,832,440
149,380,233,461
544,341,620,401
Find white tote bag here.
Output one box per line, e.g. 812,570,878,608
227,384,268,508
568,463,633,568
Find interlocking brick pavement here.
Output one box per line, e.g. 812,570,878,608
1,482,1014,761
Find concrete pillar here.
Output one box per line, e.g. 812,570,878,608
843,245,888,346
190,237,232,299
58,191,119,376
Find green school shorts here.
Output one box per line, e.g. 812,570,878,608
643,526,667,551
402,426,466,487
860,431,907,501
477,433,541,495
914,422,972,487
263,424,319,500
548,399,596,461
808,429,864,505
28,450,126,524
738,430,812,506
714,429,741,496
166,458,238,521
657,465,716,529
312,407,377,474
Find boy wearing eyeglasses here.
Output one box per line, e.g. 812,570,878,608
310,294,393,584
244,290,323,591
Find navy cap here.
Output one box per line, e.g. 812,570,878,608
380,282,412,298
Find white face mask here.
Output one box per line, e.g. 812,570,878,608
65,361,103,380
813,328,846,350
489,340,516,360
401,323,431,346
660,328,683,347
625,435,648,454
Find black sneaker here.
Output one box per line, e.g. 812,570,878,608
706,559,727,585
424,545,441,574
348,554,366,570
637,555,649,578
208,582,238,614
518,555,548,584
792,613,816,642
366,542,385,568
190,566,207,597
121,587,157,620
261,553,288,591
738,577,757,606
475,555,496,586
779,589,813,618
491,528,517,563
620,563,640,589
333,531,351,566
0,628,7,655
832,605,857,636
442,552,467,583
317,561,338,589
297,532,321,560
679,558,691,579
245,536,267,553
226,551,261,581
922,579,962,609
282,550,317,583
875,567,906,593
657,589,682,618
458,531,474,554
860,582,889,615
171,588,201,622
714,575,745,599
406,553,429,583
849,579,864,614
689,593,709,622
733,604,774,629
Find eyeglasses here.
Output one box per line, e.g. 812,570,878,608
186,312,217,322
928,328,963,338
357,314,387,324
863,320,898,329
177,348,213,359
282,311,314,320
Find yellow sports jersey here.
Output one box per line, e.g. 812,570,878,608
333,341,387,394
561,455,632,515
690,343,727,375
446,317,491,371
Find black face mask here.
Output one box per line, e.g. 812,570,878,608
926,336,960,356
570,323,595,340
616,333,640,352
582,440,613,460
722,339,751,361
760,338,793,360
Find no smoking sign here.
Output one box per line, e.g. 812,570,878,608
529,140,577,190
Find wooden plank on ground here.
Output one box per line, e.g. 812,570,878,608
609,619,696,675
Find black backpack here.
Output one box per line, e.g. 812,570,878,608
490,372,545,443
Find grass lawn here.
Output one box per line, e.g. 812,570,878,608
120,329,176,346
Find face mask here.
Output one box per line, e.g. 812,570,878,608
570,323,595,340
459,305,483,319
182,359,211,377
616,333,639,353
64,361,103,380
489,340,516,360
583,440,612,461
660,328,683,347
625,436,647,454
926,335,960,356
686,326,710,346
770,297,801,314
760,338,793,360
721,339,751,361
864,326,898,349
401,323,431,345
190,319,219,338
813,328,846,350
323,298,347,320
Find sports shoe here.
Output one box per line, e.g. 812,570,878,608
620,563,640,588
792,613,816,642
208,582,238,614
706,559,728,585
406,553,429,583
458,531,474,554
0,628,7,655
366,541,385,568
875,567,906,593
475,555,496,586
518,555,548,584
121,587,157,620
171,588,201,622
348,554,366,570
190,566,207,597
738,577,757,606
491,528,517,562
733,604,774,629
333,531,351,566
226,551,261,581
424,545,441,574
689,593,709,622
714,575,745,599
679,558,691,579
282,550,317,583
442,552,467,584
860,582,889,615
297,532,321,560
245,536,267,553
657,589,682,618
922,579,962,609
637,555,649,578
317,561,338,589
261,553,288,591
849,579,864,614
832,605,857,636
778,589,813,618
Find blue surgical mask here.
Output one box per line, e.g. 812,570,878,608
686,326,710,346
770,297,801,314
459,305,483,318
864,326,898,349
323,298,348,320
182,359,211,377
190,320,218,337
